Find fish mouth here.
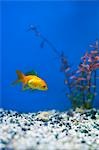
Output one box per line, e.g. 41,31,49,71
41,87,48,91
46,88,48,90
43,88,48,91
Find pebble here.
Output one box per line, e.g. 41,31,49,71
0,108,99,150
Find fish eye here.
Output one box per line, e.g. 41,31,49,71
42,85,46,88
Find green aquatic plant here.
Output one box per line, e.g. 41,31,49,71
28,25,99,109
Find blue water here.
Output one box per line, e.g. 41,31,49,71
1,1,99,112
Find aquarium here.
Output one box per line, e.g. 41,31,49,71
0,1,99,150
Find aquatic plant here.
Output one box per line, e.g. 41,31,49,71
61,40,99,109
28,25,99,109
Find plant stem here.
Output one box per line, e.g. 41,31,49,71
29,25,60,57
92,70,96,105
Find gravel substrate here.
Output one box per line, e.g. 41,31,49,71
0,108,99,150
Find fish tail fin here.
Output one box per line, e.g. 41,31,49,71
12,79,21,86
12,70,25,86
16,70,25,80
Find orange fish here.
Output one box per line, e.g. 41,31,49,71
12,70,48,91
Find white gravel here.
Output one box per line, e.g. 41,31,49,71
0,108,99,150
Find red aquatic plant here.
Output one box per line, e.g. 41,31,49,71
59,41,99,109
28,25,99,109
65,40,99,109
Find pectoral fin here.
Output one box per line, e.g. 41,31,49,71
30,88,36,92
22,84,30,91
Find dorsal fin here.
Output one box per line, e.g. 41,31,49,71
25,70,38,76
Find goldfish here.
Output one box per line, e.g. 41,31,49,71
12,70,48,91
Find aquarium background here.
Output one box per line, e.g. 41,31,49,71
1,1,99,112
